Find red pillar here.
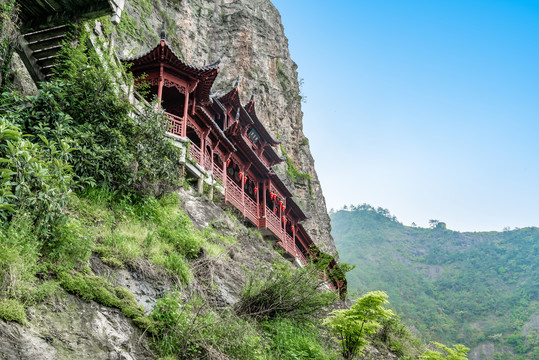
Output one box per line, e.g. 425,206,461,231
181,91,189,137
241,168,245,217
157,64,164,110
255,180,260,227
200,129,209,168
292,221,298,257
223,155,230,203
263,180,269,229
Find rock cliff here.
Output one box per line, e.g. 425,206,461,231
114,0,336,257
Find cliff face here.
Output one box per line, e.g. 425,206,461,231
114,0,336,256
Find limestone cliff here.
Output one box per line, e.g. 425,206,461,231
113,0,336,257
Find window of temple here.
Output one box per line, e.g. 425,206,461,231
247,128,260,147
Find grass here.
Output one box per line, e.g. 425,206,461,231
0,298,27,323
262,318,338,360
70,187,237,285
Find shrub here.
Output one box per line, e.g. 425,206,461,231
235,261,338,321
420,343,469,360
0,298,26,323
0,121,73,239
150,292,266,360
262,317,337,360
4,25,183,196
324,291,395,359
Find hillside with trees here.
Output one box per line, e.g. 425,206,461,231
331,205,538,360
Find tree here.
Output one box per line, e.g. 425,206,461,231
324,291,395,359
420,342,469,359
429,219,446,229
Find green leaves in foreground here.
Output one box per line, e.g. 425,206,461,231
420,342,469,360
324,291,395,359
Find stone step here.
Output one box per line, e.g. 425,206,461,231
32,45,63,60
36,55,59,68
27,34,66,52
22,25,69,43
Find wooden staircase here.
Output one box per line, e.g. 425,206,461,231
15,0,125,85
17,25,70,83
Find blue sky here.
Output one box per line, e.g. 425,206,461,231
271,0,539,231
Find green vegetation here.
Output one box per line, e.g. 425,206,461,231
276,58,303,103
150,292,266,359
236,261,338,321
0,297,26,323
332,204,539,359
0,0,18,90
0,22,346,360
0,9,484,359
324,291,395,359
280,144,312,183
262,317,337,360
420,343,470,360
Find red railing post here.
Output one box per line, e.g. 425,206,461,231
157,63,164,109
241,169,245,218
181,95,189,137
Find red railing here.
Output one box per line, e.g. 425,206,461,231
297,251,308,265
226,175,243,210
244,195,258,226
284,233,295,256
189,142,201,164
166,112,183,136
265,206,282,239
213,162,223,181
203,150,211,171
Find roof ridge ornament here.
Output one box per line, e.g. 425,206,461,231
235,107,241,121
160,22,166,41
250,92,255,102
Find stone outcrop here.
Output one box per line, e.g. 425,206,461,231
113,0,337,257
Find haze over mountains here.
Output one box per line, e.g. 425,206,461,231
331,205,538,360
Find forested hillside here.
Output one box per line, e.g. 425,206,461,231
331,205,538,360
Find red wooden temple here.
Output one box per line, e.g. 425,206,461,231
125,34,346,294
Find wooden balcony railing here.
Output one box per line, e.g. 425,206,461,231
204,150,212,171
244,195,259,226
166,112,183,136
265,206,282,239
213,162,223,181
190,142,201,164
226,175,243,210
297,252,308,265
284,233,295,255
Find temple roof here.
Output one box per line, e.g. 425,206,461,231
244,98,280,146
218,87,254,128
263,144,286,165
123,41,220,104
196,106,236,152
268,170,293,198
225,122,271,177
286,197,309,222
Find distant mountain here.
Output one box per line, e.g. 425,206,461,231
331,205,538,360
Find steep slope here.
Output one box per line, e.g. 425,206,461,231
111,0,336,256
331,206,539,360
0,189,294,359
